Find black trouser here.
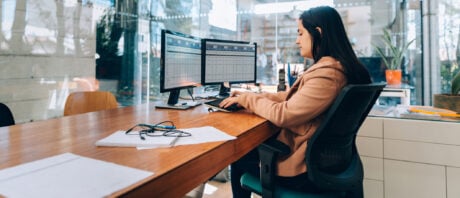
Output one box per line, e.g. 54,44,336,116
230,148,322,198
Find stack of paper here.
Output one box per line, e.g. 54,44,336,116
0,153,153,198
96,130,177,148
96,126,236,149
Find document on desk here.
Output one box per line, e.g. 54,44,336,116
0,153,153,198
96,126,236,149
96,130,177,148
138,126,237,150
166,126,236,145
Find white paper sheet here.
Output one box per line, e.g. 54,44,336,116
0,153,153,198
96,130,177,148
96,126,235,149
170,126,236,145
138,126,236,150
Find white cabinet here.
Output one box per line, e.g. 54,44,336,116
363,179,383,198
357,117,460,198
447,167,460,198
384,159,445,198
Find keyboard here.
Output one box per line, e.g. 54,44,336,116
204,97,242,112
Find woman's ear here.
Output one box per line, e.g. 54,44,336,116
315,27,322,35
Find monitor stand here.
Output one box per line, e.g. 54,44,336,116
155,89,202,110
217,83,231,98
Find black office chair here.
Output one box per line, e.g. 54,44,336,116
0,103,15,127
240,83,386,198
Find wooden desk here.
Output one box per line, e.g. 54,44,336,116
0,103,278,197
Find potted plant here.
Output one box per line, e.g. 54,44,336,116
375,29,414,85
433,71,460,113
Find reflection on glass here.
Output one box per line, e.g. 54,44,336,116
438,0,460,94
0,0,446,123
208,0,237,31
0,1,111,123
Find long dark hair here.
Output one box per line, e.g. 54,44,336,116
299,6,371,84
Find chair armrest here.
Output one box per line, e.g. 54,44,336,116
259,137,291,155
258,137,290,198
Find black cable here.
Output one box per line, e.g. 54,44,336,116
124,121,191,141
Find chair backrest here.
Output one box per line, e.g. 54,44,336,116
305,83,385,191
63,91,118,116
0,103,15,127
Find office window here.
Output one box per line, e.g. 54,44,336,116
436,0,460,95
0,0,452,123
208,0,237,31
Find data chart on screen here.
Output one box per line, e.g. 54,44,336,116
163,32,202,90
203,40,256,84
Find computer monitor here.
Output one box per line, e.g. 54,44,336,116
201,39,257,97
158,29,202,109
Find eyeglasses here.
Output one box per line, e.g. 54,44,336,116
125,121,191,141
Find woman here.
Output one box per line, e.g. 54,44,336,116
220,6,372,197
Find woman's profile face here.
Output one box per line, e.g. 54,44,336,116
295,20,313,58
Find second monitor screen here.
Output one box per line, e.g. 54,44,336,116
202,39,257,85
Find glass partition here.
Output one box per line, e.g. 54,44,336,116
1,0,457,123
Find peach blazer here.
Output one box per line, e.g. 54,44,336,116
236,56,347,176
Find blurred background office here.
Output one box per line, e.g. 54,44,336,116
0,0,459,123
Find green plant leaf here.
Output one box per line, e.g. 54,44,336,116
373,29,415,70
375,46,391,69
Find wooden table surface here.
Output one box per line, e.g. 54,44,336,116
0,103,278,197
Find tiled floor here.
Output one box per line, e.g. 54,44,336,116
203,180,232,198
